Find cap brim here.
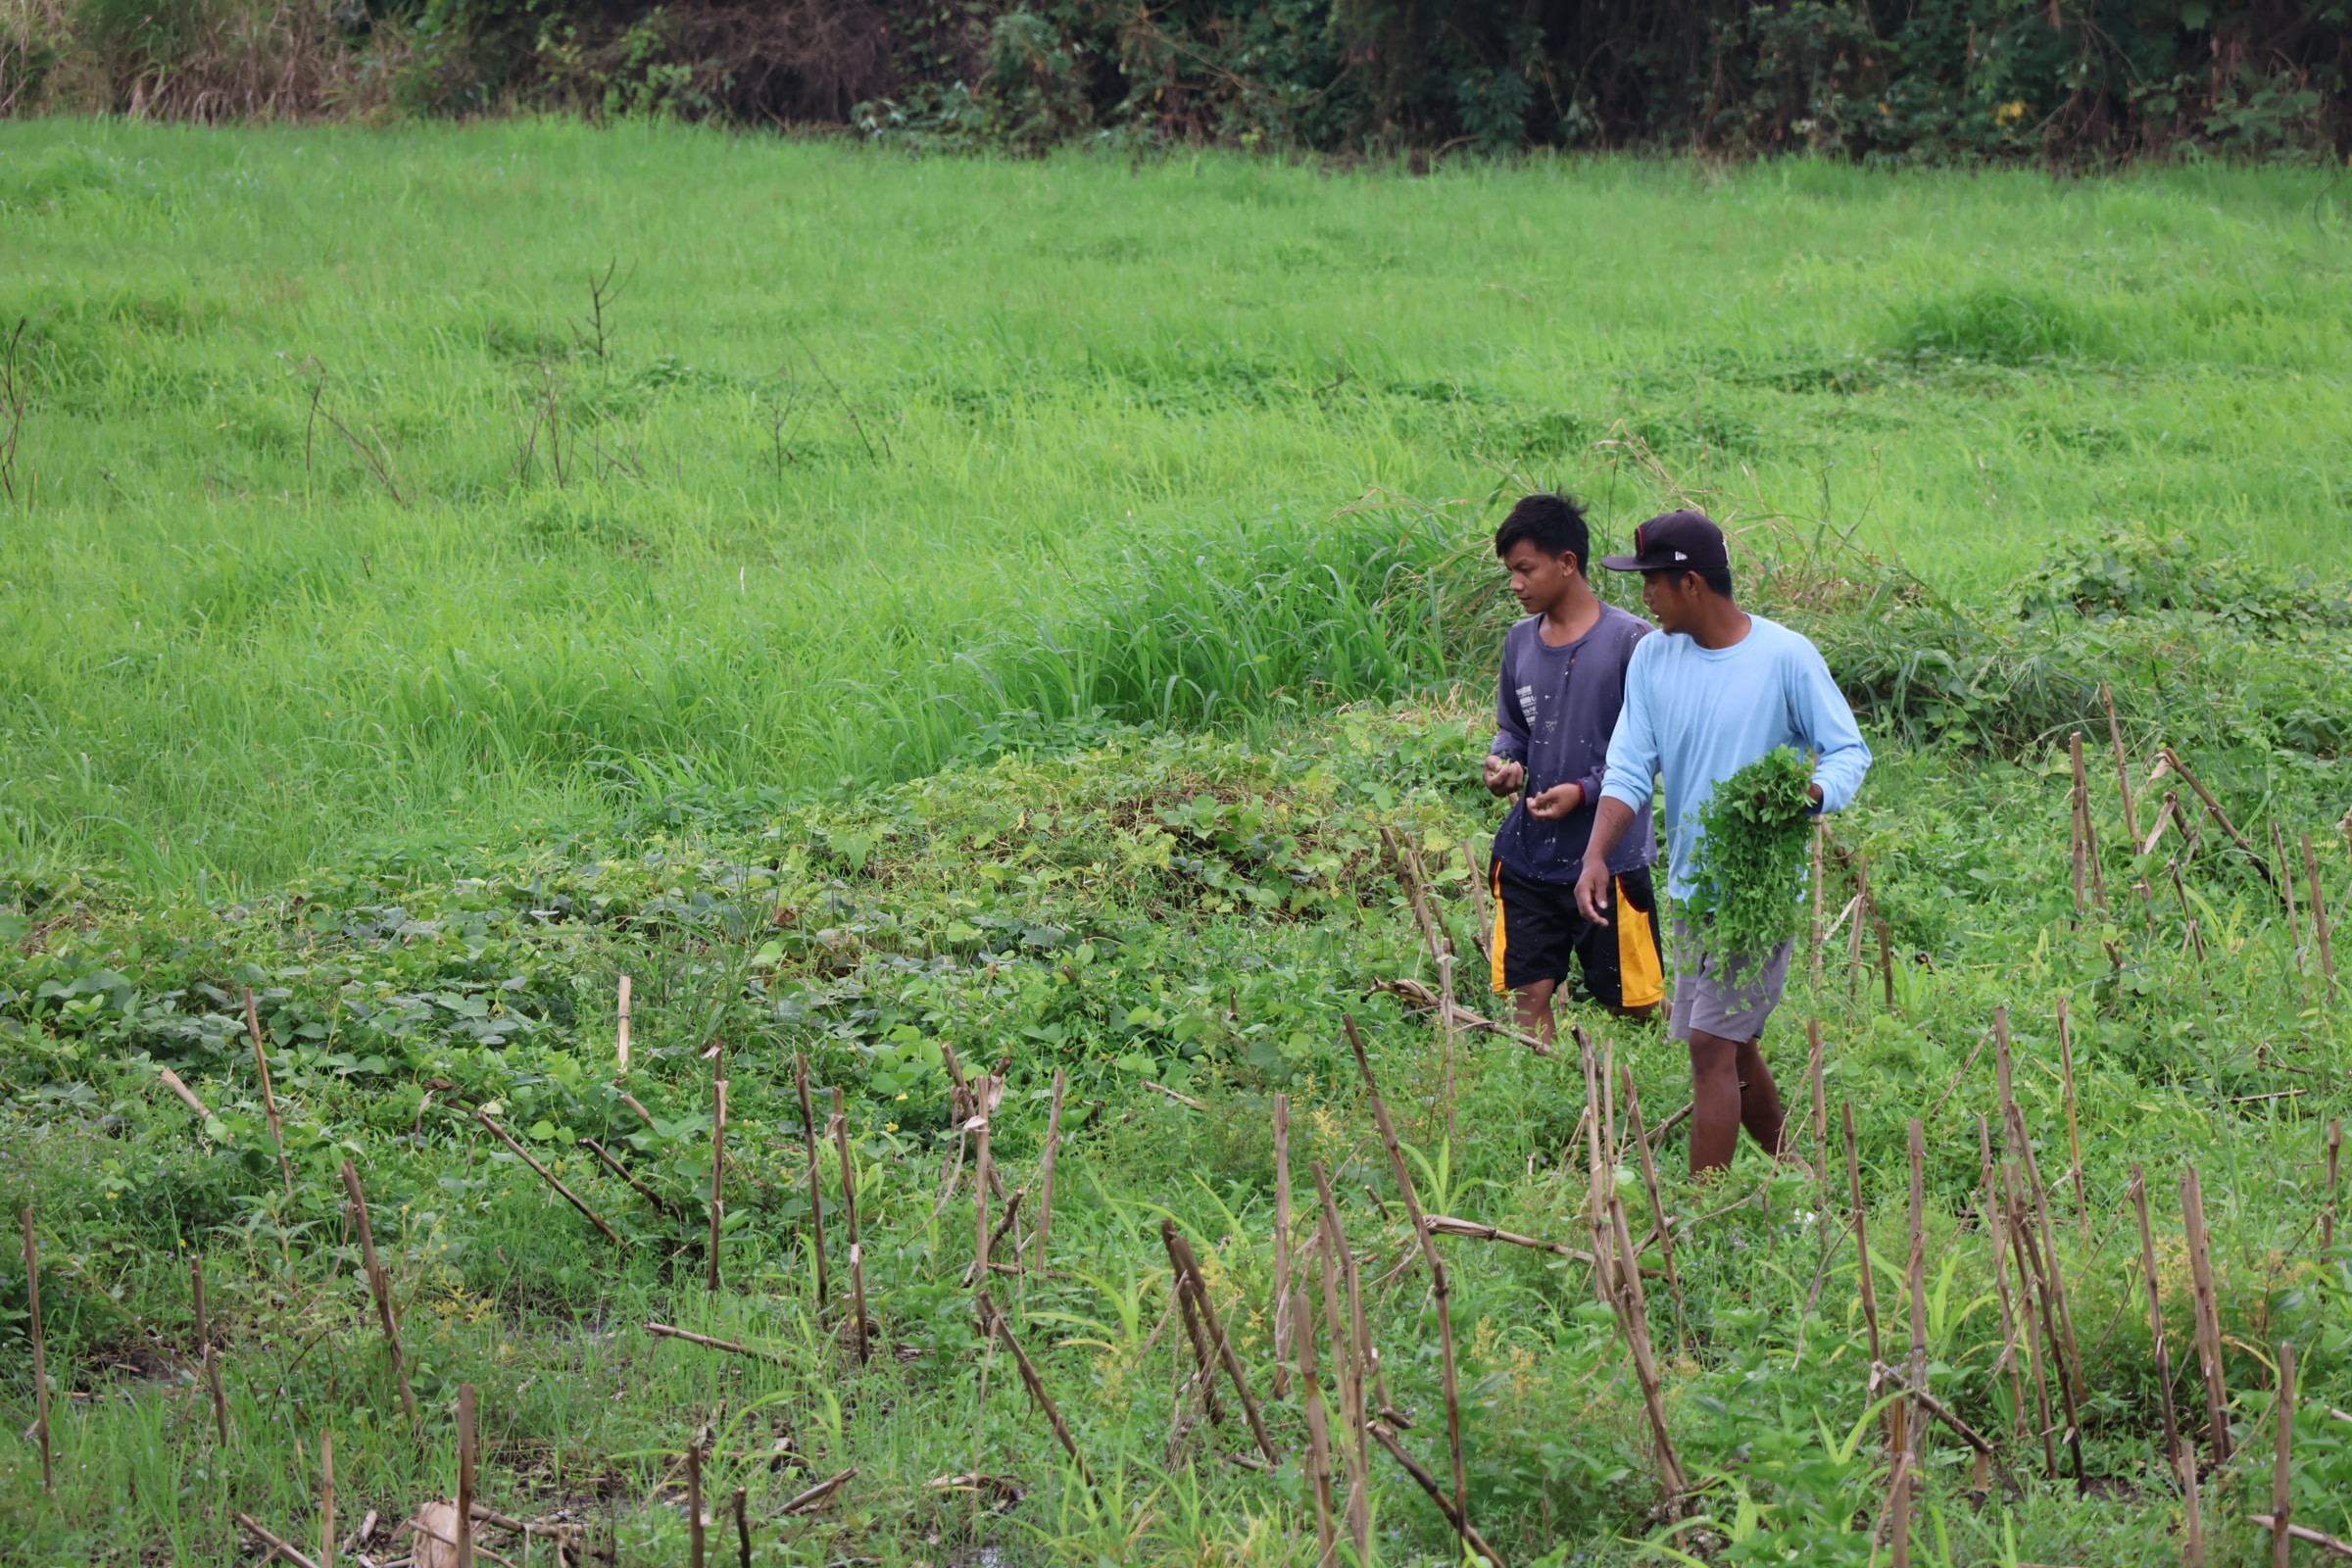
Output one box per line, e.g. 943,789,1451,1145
1596,554,1660,571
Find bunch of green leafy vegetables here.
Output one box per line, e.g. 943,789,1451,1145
1681,746,1819,984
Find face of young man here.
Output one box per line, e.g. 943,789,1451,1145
1502,539,1582,617
1641,568,1702,634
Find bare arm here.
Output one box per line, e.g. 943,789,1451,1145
1574,797,1638,923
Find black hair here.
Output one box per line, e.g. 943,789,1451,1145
1663,564,1736,598
1494,493,1591,575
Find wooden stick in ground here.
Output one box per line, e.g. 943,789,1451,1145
779,1466,858,1516
457,1383,477,1568
2070,743,2088,918
2276,820,2306,978
1621,1066,1687,1337
1345,1013,1468,1526
2056,996,2089,1247
614,973,631,1076
1841,1102,1884,1375
1906,1118,1930,1466
2181,1165,2231,1462
973,1109,994,1291
1295,1283,1337,1567
2162,748,2274,883
685,1441,705,1568
1271,1092,1293,1399
1162,1221,1278,1464
1311,1160,1370,1564
732,1486,750,1568
1608,1194,1688,1512
319,1431,335,1568
2007,1156,2085,1484
1811,821,1827,987
2130,1165,2185,1477
795,1055,829,1310
1424,1215,1595,1263
340,1161,417,1434
22,1207,51,1493
708,1044,726,1295
830,1089,868,1362
2275,1342,2296,1568
1808,1018,1830,1213
1366,1420,1507,1568
2073,731,2108,910
158,1065,215,1122
2001,1160,2061,1479
190,1253,230,1445
1977,1116,2031,1447
1886,1397,1913,1568
2103,683,2140,842
2324,1119,2343,1255
1848,854,1872,1000
2007,1095,2088,1429
473,1110,621,1244
1030,1067,1065,1268
975,1290,1096,1491
1169,1246,1226,1428
1870,1361,2026,1496
2305,832,2338,999
579,1137,681,1220
2247,1518,2352,1562
243,987,297,1198
646,1322,787,1361
234,1512,325,1568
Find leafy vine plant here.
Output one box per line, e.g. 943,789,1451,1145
1681,746,1819,985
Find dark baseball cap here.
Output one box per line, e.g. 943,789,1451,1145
1598,510,1731,573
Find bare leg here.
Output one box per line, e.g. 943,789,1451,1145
1510,978,1558,1045
1688,1029,1743,1173
1733,1037,1787,1156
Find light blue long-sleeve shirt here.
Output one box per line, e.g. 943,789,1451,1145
1598,613,1871,901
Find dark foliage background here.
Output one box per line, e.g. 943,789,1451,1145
4,0,2348,160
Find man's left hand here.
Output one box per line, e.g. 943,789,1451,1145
1809,783,1825,806
1527,782,1585,820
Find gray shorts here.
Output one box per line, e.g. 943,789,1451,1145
1667,916,1792,1043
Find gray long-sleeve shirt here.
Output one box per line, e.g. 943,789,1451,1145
1491,604,1656,883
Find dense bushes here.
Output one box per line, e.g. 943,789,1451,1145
4,0,2346,160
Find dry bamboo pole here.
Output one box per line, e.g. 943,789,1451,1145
2181,1166,2231,1462
2274,1342,2296,1568
2103,684,2139,842
2073,732,2108,911
645,1323,786,1362
320,1432,336,1568
1425,1215,1595,1262
1849,854,1872,1001
1621,1066,1687,1338
1272,1093,1293,1398
1162,1222,1278,1464
2070,751,2088,919
2007,1158,2084,1484
830,1089,867,1363
973,1107,994,1292
235,1512,324,1568
456,1383,477,1568
1030,1068,1065,1267
1367,1419,1508,1567
158,1065,214,1121
2325,1119,2343,1255
2276,821,2306,979
473,1111,621,1245
2000,1160,2061,1478
243,987,298,1199
1311,1160,1370,1565
1580,1027,1615,1306
1886,1396,1914,1568
777,1465,858,1517
1609,1194,1689,1513
1346,1014,1469,1524
191,1253,230,1445
2162,749,2275,884
2131,1165,2201,1558
1811,821,1828,987
1977,1116,2031,1446
2002,1039,2088,1420
340,1161,417,1435
795,1055,829,1311
1171,1253,1226,1429
2247,1519,2352,1561
1841,1103,1885,1378
1808,1019,1830,1214
685,1441,705,1568
2168,858,2207,963
1905,1120,1930,1466
2056,996,2089,1247
22,1207,52,1493
614,973,631,1076
1295,1283,1337,1568
733,1486,751,1568
2305,833,2338,999
579,1137,680,1220
975,1288,1096,1491
708,1045,726,1295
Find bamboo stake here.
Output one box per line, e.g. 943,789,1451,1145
1622,1066,1686,1337
2247,1519,2352,1562
1977,1116,2030,1446
158,1065,215,1121
708,1045,726,1295
2324,1119,2342,1255
2008,1154,2085,1484
320,1432,336,1568
2073,732,2108,910
645,1322,786,1361
1886,1398,1913,1568
2181,1165,2231,1462
2130,1168,2191,1507
474,1110,621,1244
1848,854,1872,1000
1906,1119,1929,1464
1872,1361,2025,1496
1031,1068,1065,1267
1808,1018,1830,1213
340,1161,417,1434
1295,1283,1337,1567
1367,1419,1508,1568
578,1136,680,1220
2305,833,2337,999
457,1384,477,1568
830,1089,868,1362
1311,1160,1370,1565
2056,995,2088,1246
1271,1093,1293,1398
1609,1194,1688,1512
22,1207,52,1493
2002,1160,2061,1479
778,1466,858,1516
1811,821,1827,987
974,1108,993,1289
732,1486,750,1568
1162,1222,1278,1464
2004,1057,2088,1419
2274,1342,2296,1568
1171,1250,1226,1428
1346,1014,1468,1526
235,1512,325,1568
1841,1102,1885,1375
2162,749,2274,884
2070,748,2088,918
975,1289,1095,1491
191,1253,230,1445
2102,683,2139,841
244,987,297,1198
614,973,631,1076
2276,821,2306,981
685,1441,705,1568
795,1055,829,1310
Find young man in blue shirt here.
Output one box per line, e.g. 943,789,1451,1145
1482,493,1664,1043
1576,511,1871,1174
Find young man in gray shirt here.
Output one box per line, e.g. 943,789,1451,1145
1482,493,1662,1042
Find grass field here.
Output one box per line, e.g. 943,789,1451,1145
3,120,2351,885
4,122,2352,1568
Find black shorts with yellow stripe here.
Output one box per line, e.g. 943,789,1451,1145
1489,859,1666,1014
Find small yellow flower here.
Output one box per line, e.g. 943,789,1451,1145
1996,99,2030,125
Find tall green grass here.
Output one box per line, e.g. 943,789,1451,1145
3,120,2350,885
